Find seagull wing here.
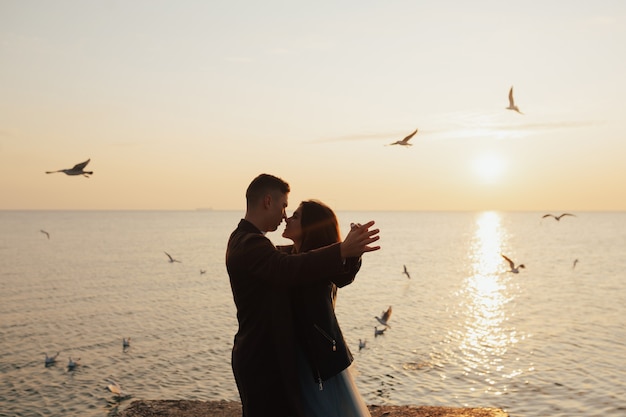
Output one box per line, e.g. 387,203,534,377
558,213,575,220
382,306,392,323
508,87,515,107
72,159,90,171
542,214,555,219
501,254,515,269
164,252,174,262
401,129,418,144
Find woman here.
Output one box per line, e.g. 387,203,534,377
282,200,371,417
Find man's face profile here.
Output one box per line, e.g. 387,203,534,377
267,192,288,232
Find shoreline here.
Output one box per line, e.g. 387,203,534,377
117,400,509,417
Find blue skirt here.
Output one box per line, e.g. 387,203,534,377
296,349,371,417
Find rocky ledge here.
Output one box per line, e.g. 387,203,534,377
118,400,509,417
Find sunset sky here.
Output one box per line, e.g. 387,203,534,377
1,1,625,211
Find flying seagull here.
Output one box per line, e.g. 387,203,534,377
402,265,411,279
501,254,525,274
506,86,523,114
572,259,579,269
123,337,131,349
164,252,181,263
46,159,93,177
375,306,392,327
542,213,575,221
40,229,50,239
389,128,418,146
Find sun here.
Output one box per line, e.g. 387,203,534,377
471,153,507,184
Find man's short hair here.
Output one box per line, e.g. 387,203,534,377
246,174,290,206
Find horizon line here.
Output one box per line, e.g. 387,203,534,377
1,208,625,213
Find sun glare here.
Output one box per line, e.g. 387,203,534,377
458,211,520,387
471,153,507,184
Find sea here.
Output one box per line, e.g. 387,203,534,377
0,210,624,417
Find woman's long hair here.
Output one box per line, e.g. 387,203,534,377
299,200,341,253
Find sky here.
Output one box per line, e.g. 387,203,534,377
1,0,625,211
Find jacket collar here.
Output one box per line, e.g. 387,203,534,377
238,219,263,235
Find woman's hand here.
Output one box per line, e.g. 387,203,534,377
340,221,380,258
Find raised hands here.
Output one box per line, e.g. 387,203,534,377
340,221,380,258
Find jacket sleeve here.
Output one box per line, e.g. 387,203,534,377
229,233,345,287
329,256,362,288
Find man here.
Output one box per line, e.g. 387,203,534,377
226,174,380,417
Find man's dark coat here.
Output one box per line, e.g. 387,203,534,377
226,219,352,417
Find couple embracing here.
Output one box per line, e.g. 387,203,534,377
226,174,381,417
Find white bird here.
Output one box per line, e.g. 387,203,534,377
67,357,80,371
123,337,131,349
374,326,387,337
542,213,575,221
501,254,525,273
403,265,411,279
40,229,50,239
45,352,59,366
506,86,523,114
46,159,93,177
106,379,125,397
164,252,181,263
388,129,418,146
375,306,392,327
358,339,367,350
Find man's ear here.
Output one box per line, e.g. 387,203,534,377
262,194,272,209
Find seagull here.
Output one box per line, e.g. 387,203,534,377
123,337,131,349
45,352,59,366
501,254,525,273
403,265,411,279
359,339,367,350
200,269,206,275
46,159,93,177
40,229,50,239
106,379,125,397
164,252,181,263
542,213,576,221
67,357,80,371
572,259,579,269
506,86,523,114
374,326,387,337
375,306,392,327
388,128,418,146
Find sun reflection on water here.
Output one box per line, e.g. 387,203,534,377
456,211,521,394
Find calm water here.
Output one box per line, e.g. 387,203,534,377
1,210,624,417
